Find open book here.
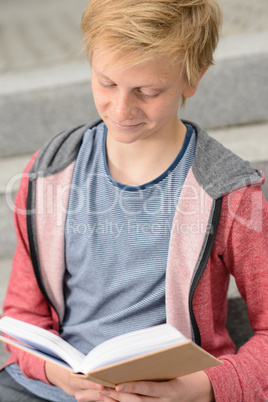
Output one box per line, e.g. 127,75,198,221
0,316,221,387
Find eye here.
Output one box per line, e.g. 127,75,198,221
137,89,160,99
99,81,116,88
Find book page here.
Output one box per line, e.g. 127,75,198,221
81,324,187,373
0,317,85,372
82,341,222,386
0,335,72,371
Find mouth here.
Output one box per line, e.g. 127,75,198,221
110,119,143,131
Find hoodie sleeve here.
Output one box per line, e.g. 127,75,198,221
1,152,59,384
205,183,268,402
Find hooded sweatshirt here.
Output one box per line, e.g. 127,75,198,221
2,120,268,401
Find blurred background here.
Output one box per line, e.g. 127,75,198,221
0,0,267,364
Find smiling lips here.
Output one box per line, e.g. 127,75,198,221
111,119,143,131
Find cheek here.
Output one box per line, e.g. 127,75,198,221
150,95,180,121
163,91,182,116
91,78,108,107
92,88,109,112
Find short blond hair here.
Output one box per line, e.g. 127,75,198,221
81,0,222,105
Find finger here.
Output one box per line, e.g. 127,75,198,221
75,388,106,401
86,381,105,391
116,380,171,398
99,388,120,400
71,375,105,391
101,391,156,402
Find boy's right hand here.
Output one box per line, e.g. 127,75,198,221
45,361,105,401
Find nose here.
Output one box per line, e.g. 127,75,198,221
112,91,138,122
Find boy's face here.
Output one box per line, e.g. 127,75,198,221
91,47,197,145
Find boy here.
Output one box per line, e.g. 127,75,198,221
1,0,268,401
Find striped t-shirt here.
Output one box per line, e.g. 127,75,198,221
61,122,196,351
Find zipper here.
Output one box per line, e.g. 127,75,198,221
26,175,58,316
189,197,223,345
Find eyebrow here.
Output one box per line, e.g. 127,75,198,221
94,74,115,86
96,72,112,80
95,71,166,89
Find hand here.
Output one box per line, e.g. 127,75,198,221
45,361,105,401
97,371,214,402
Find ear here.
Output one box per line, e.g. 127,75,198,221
182,69,208,99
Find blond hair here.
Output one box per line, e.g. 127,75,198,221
81,0,222,105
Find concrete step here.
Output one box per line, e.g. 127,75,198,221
208,123,268,200
0,0,268,157
1,33,267,158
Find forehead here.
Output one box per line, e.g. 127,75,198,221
92,47,183,84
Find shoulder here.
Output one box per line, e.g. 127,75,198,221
185,120,264,199
29,119,103,177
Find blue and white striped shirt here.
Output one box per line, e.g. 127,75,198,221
61,122,196,351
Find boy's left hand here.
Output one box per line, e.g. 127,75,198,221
97,371,214,401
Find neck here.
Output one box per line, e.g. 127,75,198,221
106,117,187,186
